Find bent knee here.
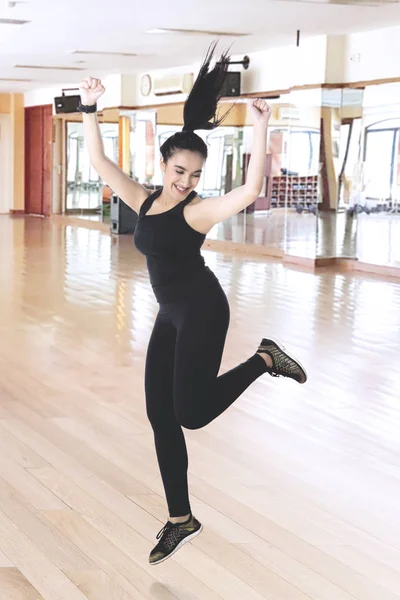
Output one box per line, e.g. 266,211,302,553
179,418,204,431
175,407,205,430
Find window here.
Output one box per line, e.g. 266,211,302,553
364,119,400,200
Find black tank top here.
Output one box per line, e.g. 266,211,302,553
134,188,207,288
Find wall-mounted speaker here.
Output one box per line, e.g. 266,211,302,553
221,72,241,97
54,94,80,114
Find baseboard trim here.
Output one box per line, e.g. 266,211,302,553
315,257,400,279
350,260,400,279
283,254,316,270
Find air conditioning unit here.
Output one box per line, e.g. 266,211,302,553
153,73,194,96
278,106,300,121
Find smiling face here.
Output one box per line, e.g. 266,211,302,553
161,150,205,201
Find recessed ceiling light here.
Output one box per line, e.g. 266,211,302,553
274,0,398,3
14,65,86,71
71,50,138,57
0,18,30,25
146,28,249,37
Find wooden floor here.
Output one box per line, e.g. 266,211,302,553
1,215,400,600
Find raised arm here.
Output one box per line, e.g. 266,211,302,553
79,77,149,213
187,99,271,232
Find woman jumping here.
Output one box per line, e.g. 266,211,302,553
79,42,307,566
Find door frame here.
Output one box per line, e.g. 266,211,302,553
25,104,53,216
0,114,13,214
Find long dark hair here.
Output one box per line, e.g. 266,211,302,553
160,42,230,163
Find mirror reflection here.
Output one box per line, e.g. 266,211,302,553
230,90,321,259
357,82,400,268
66,120,119,223
317,87,364,260
62,82,400,273
123,91,323,259
275,89,321,259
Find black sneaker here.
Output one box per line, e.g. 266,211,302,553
149,514,203,565
258,338,307,384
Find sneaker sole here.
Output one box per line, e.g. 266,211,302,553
149,524,204,566
262,338,308,384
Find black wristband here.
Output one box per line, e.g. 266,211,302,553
78,101,97,114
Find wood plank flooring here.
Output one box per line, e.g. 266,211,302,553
0,215,399,600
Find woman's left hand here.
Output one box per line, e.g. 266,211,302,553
249,99,272,126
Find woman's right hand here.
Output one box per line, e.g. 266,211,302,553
79,77,105,106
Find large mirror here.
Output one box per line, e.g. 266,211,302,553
65,112,119,223
272,88,321,260
123,102,256,245
317,87,364,260
226,90,321,260
60,89,325,265
60,82,400,273
122,92,323,260
357,82,400,269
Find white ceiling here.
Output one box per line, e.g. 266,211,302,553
1,0,400,93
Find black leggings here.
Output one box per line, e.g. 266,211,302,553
145,268,267,517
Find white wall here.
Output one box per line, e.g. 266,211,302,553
132,36,327,108
242,36,327,92
318,27,400,85
120,74,137,107
342,26,400,83
97,74,123,109
305,27,400,85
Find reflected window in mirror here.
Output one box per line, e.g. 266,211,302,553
355,84,400,268
282,129,320,176
364,118,400,204
66,122,118,220
129,111,156,187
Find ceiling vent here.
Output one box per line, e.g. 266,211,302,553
0,17,30,25
71,50,138,57
274,0,398,5
14,65,85,71
147,28,249,36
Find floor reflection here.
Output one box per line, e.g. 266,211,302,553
65,205,400,268
2,215,399,363
357,213,400,268
208,209,318,259
316,212,358,259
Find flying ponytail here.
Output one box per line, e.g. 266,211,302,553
182,41,230,132
160,41,231,162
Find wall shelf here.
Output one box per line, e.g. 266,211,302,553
271,175,318,208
